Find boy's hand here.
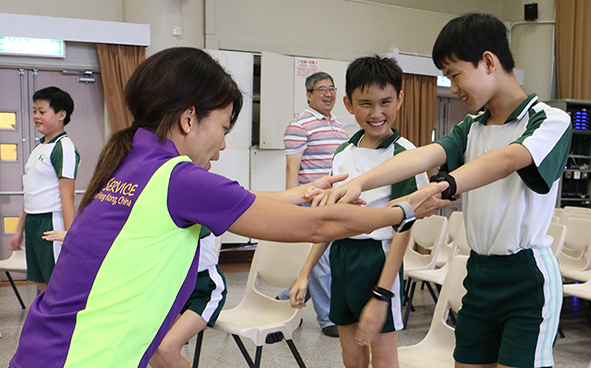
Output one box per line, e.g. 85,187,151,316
42,230,67,242
398,181,450,219
9,232,23,251
289,277,309,309
311,180,364,207
355,298,389,346
304,174,366,206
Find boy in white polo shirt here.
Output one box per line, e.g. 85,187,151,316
291,55,428,368
9,86,79,293
317,13,571,368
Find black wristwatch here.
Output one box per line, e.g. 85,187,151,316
429,171,457,201
391,201,416,233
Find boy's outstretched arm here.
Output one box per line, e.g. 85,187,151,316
355,230,410,346
450,143,533,195
313,144,447,206
290,242,330,308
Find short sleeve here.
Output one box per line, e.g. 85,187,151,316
50,138,80,179
167,162,256,235
435,116,474,172
284,121,308,155
514,106,572,194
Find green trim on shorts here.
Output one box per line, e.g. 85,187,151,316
24,213,57,284
181,266,227,327
454,249,559,367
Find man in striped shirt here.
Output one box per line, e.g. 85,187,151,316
282,72,348,337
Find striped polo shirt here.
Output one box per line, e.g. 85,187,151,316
284,107,348,185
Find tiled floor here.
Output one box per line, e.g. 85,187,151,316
2,268,591,367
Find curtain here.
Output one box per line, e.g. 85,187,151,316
556,0,591,100
394,73,437,148
97,44,146,133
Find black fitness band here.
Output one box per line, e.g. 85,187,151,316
429,171,457,201
372,285,394,302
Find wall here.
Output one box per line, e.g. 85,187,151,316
123,0,204,56
1,0,123,21
503,0,557,101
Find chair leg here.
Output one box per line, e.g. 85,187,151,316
403,279,417,329
5,271,26,309
424,282,439,304
286,339,307,368
232,334,257,368
192,330,204,368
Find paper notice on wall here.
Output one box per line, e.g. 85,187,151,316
296,58,319,78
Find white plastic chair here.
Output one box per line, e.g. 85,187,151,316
563,278,591,329
404,214,465,327
435,211,463,268
398,255,469,368
0,249,27,309
192,240,312,368
563,206,591,214
403,215,448,277
547,222,567,257
557,217,591,281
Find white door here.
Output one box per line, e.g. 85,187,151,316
0,68,104,267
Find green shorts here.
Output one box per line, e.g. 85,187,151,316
181,265,226,327
24,212,63,284
329,238,403,332
454,248,562,367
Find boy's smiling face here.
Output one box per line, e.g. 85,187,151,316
441,53,495,112
33,99,66,142
344,83,403,145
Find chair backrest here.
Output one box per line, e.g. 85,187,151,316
559,210,591,224
546,223,567,256
563,217,591,254
445,211,464,246
424,255,468,338
410,215,448,252
0,250,27,273
563,206,591,214
246,241,312,290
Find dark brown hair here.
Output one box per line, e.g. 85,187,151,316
79,47,243,210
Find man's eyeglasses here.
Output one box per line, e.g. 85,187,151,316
311,87,337,94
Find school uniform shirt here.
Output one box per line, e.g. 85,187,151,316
24,132,80,214
436,94,571,256
11,128,255,368
284,107,349,185
332,128,429,243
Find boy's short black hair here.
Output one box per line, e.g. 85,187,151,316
345,55,403,100
432,13,515,73
33,86,74,125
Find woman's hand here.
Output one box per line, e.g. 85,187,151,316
310,179,364,207
388,182,450,219
42,230,67,242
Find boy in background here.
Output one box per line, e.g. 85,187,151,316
317,13,571,368
291,55,428,368
9,86,79,293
